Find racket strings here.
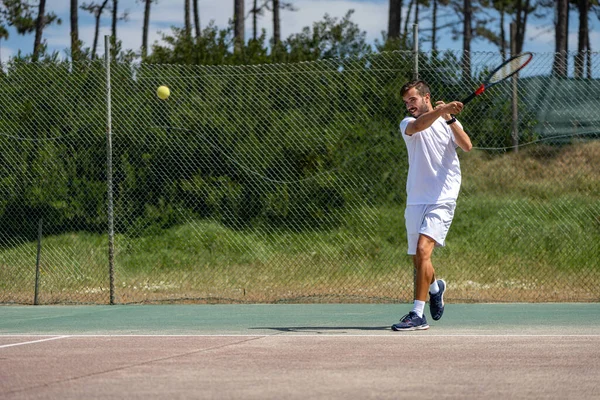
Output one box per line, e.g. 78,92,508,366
489,54,532,83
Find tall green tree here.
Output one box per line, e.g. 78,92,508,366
403,0,414,36
81,0,109,59
491,0,510,59
248,1,295,49
70,0,80,61
139,0,157,59
430,0,453,52
32,0,61,62
553,0,568,77
462,0,472,79
184,0,191,39
110,0,129,58
272,0,280,46
233,0,244,54
111,0,117,38
104,0,128,58
575,0,589,78
250,0,264,41
388,0,403,40
192,0,200,39
574,0,595,78
509,0,535,54
268,0,295,57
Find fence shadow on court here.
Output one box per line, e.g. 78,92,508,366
249,326,391,333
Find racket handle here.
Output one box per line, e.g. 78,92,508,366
461,93,476,105
461,84,486,105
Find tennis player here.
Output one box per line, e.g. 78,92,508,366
392,80,472,331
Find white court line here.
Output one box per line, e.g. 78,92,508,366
1,334,600,338
0,335,69,349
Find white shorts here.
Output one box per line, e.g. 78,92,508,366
405,202,456,255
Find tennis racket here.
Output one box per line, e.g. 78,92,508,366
460,52,533,105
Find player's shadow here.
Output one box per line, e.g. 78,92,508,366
250,326,390,334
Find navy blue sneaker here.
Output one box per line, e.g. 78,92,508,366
429,279,446,321
391,311,429,331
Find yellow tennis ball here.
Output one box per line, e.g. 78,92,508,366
157,85,170,100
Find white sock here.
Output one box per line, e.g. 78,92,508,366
429,280,440,295
412,300,426,318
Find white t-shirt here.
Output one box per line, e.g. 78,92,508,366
400,116,462,205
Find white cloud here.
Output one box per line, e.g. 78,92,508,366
0,46,15,61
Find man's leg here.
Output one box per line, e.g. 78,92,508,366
414,234,436,302
392,234,436,331
414,234,446,321
418,202,454,322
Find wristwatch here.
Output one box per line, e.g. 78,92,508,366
445,116,457,125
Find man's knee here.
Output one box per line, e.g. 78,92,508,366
416,235,435,261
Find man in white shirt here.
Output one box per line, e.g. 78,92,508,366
392,80,472,331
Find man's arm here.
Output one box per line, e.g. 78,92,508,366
449,120,473,152
435,101,472,152
404,101,463,136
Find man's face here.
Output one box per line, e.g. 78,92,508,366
402,87,430,118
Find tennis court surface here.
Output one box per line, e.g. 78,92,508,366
2,304,599,399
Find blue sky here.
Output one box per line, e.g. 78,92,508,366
0,0,597,62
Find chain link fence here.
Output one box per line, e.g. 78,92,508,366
1,51,598,304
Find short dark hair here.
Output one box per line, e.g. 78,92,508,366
400,80,430,97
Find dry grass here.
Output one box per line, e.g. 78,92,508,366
2,142,599,304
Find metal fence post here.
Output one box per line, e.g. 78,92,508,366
413,23,418,301
413,24,419,81
510,22,519,152
105,35,115,305
34,219,43,305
